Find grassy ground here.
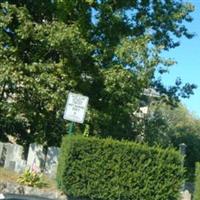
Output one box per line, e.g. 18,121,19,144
0,167,19,183
0,167,57,190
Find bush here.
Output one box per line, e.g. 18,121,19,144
193,162,200,200
57,135,184,200
17,169,46,188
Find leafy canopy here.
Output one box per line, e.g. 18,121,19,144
0,0,196,145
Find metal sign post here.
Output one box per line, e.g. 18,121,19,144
63,92,89,135
68,122,75,135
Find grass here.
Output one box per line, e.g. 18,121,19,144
0,167,19,183
0,167,57,190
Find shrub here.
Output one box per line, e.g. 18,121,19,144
17,169,46,188
193,162,200,200
57,135,184,200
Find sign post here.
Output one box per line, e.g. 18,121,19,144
63,92,89,135
68,122,75,135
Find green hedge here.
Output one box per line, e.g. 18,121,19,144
194,162,200,200
57,136,184,200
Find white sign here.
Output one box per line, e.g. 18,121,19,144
63,92,89,123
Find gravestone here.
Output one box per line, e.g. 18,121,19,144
4,143,24,170
27,143,45,172
0,142,4,166
181,190,191,200
15,159,27,174
7,161,16,171
45,147,60,178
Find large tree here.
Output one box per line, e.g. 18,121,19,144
144,103,200,179
0,0,196,146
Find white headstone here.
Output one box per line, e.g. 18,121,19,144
7,161,16,171
181,190,191,200
4,143,23,170
45,146,60,177
15,159,27,174
27,143,45,172
0,193,5,199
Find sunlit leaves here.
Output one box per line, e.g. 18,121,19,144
0,0,196,144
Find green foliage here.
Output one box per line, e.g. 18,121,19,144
17,169,47,188
57,135,184,200
0,2,95,145
193,163,200,200
144,103,200,180
0,1,196,145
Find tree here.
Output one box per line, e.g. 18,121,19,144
0,1,196,145
144,103,200,178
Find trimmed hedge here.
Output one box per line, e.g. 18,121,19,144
194,162,200,200
57,136,184,200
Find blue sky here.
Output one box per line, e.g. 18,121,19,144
161,0,200,117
